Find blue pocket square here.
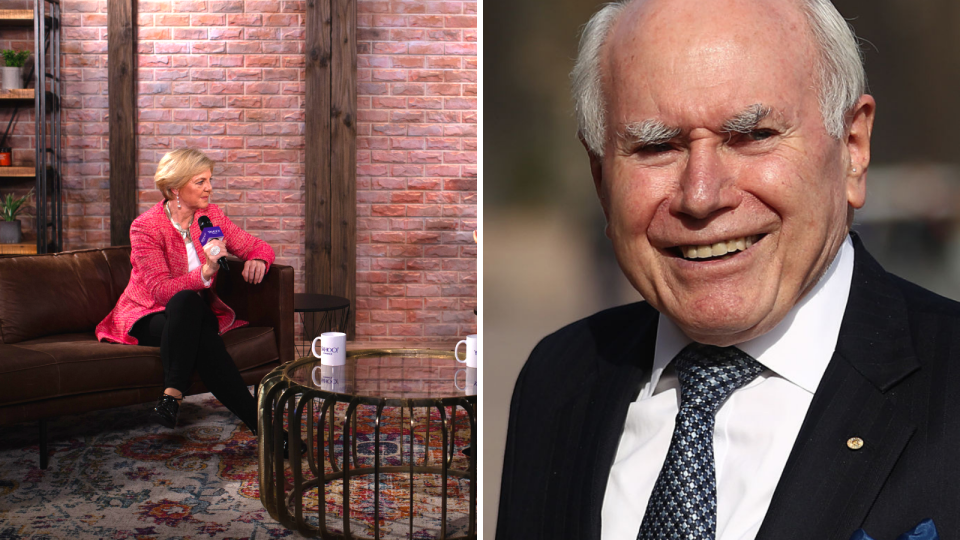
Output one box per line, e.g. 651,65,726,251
849,519,938,540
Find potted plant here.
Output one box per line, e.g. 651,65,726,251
1,49,30,92
0,187,33,244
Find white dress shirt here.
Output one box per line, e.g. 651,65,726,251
601,235,855,540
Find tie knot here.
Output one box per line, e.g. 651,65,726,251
674,343,764,414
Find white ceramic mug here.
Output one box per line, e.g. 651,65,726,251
455,367,478,396
311,331,346,366
455,334,478,368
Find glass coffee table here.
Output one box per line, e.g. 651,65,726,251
257,349,477,539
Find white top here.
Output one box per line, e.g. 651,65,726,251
185,238,212,287
185,240,213,288
165,201,211,288
601,235,855,540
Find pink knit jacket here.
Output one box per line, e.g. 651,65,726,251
96,201,276,345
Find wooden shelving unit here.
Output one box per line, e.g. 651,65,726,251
0,89,57,111
0,242,37,254
0,0,61,253
0,167,37,177
0,9,35,26
0,89,33,99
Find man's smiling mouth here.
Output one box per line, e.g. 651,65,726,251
676,234,762,260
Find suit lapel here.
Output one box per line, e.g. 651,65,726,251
757,238,920,540
578,308,658,539
531,303,658,540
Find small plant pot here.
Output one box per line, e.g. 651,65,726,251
0,219,22,244
2,66,23,91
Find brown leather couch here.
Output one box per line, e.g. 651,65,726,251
0,247,294,468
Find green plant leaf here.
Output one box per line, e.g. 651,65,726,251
1,49,29,68
0,187,34,221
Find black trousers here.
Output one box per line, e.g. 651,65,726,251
129,290,258,433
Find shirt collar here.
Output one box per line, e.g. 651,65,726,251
649,235,855,396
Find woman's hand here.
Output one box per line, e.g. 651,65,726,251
201,239,231,281
242,259,266,284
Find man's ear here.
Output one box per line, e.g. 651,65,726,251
845,94,875,210
580,132,611,228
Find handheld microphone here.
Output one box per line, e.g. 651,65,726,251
197,215,230,272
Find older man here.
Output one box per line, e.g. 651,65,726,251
497,0,960,539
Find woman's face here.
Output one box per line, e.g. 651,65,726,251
172,169,213,212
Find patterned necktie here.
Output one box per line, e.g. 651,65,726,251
636,343,765,540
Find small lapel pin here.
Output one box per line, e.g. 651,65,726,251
846,437,864,450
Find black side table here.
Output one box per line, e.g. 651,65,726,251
294,293,351,358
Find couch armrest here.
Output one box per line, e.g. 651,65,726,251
216,262,294,365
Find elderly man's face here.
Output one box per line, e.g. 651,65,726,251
591,0,874,346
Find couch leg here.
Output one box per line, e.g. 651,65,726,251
39,418,48,470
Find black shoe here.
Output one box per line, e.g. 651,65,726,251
282,430,308,460
152,394,181,428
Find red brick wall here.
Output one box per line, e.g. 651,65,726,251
3,0,476,342
355,0,477,340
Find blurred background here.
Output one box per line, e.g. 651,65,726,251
483,0,960,537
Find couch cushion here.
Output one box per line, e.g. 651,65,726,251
0,327,279,407
0,247,132,344
222,326,280,373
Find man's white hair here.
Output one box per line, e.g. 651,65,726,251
571,0,866,155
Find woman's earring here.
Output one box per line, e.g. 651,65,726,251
176,192,181,209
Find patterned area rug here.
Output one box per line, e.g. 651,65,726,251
0,393,473,539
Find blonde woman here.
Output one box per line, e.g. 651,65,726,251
96,149,297,454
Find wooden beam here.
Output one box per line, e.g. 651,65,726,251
331,0,357,339
305,0,356,338
108,0,137,246
304,0,332,300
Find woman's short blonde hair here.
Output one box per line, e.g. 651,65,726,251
154,148,216,200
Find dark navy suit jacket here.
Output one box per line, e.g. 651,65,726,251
497,237,960,539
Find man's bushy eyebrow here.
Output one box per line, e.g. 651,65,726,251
617,105,773,149
620,119,682,146
721,104,772,133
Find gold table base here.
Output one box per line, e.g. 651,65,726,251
257,349,477,539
